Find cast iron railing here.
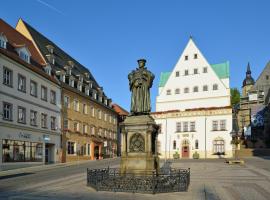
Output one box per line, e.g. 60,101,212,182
87,167,190,194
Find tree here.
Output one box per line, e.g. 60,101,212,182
231,88,240,106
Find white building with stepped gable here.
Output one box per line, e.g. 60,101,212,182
152,37,233,159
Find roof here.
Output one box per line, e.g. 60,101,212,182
0,18,45,66
112,104,129,116
159,72,171,87
20,19,103,94
158,61,230,87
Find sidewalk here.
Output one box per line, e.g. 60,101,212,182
0,158,118,178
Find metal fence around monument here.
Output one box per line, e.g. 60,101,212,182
87,167,190,194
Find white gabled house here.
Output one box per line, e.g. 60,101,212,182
152,38,233,159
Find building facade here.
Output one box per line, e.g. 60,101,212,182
153,38,233,158
16,19,118,162
0,19,61,169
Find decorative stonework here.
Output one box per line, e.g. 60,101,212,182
129,133,145,152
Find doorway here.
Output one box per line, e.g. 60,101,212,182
45,143,55,164
94,146,99,160
181,139,190,158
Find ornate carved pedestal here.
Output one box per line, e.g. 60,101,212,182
120,115,160,175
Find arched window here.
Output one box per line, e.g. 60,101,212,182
195,140,199,149
203,85,208,91
184,87,189,93
173,140,176,150
166,89,171,95
213,139,225,154
175,88,180,94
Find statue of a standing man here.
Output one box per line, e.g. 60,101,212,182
128,59,155,115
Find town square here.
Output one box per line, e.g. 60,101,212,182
1,0,270,199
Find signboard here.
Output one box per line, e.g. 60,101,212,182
248,94,258,101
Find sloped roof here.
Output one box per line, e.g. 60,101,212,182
21,20,102,92
0,18,45,67
112,104,129,116
158,61,230,87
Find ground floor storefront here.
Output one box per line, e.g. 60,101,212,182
0,124,61,170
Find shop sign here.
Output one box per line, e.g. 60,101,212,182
43,134,50,141
19,132,31,139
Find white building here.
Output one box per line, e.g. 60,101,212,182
0,19,61,169
152,38,233,159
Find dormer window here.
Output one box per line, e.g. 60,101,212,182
0,33,7,49
46,45,54,54
46,55,55,65
16,46,31,63
44,65,52,75
77,82,82,91
85,72,90,79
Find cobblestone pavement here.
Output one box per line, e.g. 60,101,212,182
0,157,270,200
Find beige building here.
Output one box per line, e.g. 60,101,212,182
16,19,118,162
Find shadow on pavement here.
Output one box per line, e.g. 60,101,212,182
0,172,35,180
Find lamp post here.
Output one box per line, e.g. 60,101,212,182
230,107,241,160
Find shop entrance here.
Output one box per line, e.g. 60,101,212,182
45,143,55,164
94,146,99,160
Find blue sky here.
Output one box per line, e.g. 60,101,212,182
2,0,270,111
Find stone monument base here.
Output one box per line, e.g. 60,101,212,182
120,115,160,175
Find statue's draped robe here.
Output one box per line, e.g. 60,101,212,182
128,67,154,115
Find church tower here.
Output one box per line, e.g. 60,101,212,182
242,62,255,97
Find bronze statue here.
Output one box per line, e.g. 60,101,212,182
128,59,155,115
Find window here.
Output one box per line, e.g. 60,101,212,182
173,140,176,150
175,88,180,94
104,113,107,121
18,74,26,92
2,140,43,162
87,144,90,155
195,140,199,149
176,122,181,132
91,126,95,135
183,122,188,132
220,120,226,130
113,117,116,124
74,100,79,112
203,67,208,73
193,86,198,92
30,80,37,97
3,67,12,87
98,110,102,119
83,103,87,114
50,90,56,104
51,116,56,130
185,55,188,60
0,35,7,49
41,113,47,128
190,121,196,132
213,84,218,90
64,96,70,108
194,68,198,74
91,107,95,117
184,70,189,76
63,119,69,130
203,85,208,91
18,107,26,124
69,78,74,87
3,102,12,121
175,71,180,77
266,75,269,80
67,141,75,155
194,54,198,59
109,115,112,123
74,122,79,132
212,120,218,131
213,140,225,154
83,124,87,134
41,86,47,101
30,110,37,126
184,87,189,93
19,51,30,63
166,89,171,95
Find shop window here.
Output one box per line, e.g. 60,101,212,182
67,141,75,155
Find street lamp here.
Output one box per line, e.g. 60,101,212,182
230,107,241,160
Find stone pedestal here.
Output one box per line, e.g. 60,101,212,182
120,115,159,175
